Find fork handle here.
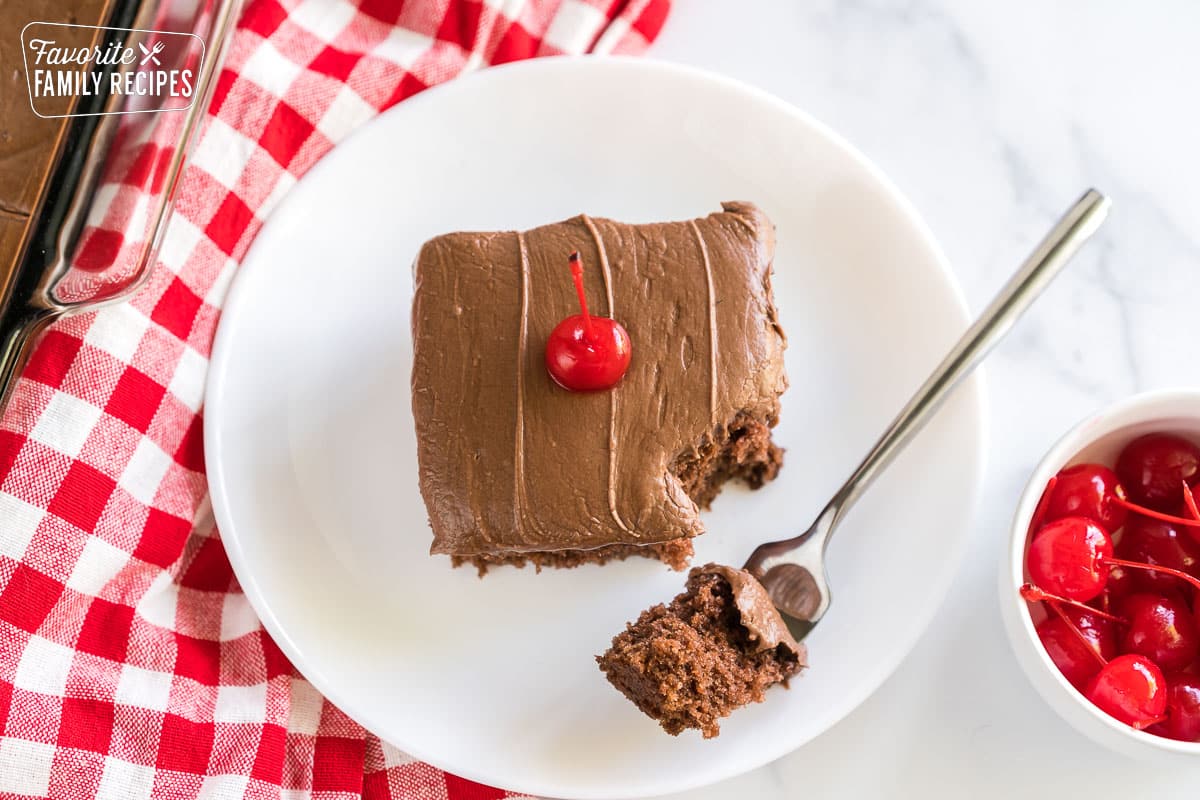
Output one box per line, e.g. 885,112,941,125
817,189,1111,538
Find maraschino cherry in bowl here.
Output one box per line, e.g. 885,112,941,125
1001,389,1200,762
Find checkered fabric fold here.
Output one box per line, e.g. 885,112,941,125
0,1,669,798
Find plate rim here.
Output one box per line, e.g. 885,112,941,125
204,55,990,798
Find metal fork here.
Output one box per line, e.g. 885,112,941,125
743,189,1111,640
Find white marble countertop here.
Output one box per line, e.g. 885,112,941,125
649,2,1200,797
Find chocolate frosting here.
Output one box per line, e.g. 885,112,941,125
697,563,804,658
411,202,786,556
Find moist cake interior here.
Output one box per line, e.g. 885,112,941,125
597,565,805,738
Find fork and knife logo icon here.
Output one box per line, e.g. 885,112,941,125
138,41,165,66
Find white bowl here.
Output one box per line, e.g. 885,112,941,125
1000,388,1200,761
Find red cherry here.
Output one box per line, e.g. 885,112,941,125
1038,617,1104,690
1158,674,1200,742
1026,516,1200,605
1037,608,1119,690
1028,518,1114,602
1116,434,1200,512
1115,515,1200,595
1085,654,1168,728
1032,469,1200,558
1044,464,1129,532
546,316,632,391
1119,593,1199,673
544,252,632,392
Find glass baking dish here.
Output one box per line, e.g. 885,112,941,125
0,0,243,409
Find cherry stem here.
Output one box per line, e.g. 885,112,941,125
1103,557,1200,594
1029,475,1058,535
1114,495,1200,528
1132,714,1169,731
1020,584,1126,625
568,251,594,340
1184,481,1200,522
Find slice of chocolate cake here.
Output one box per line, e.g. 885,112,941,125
411,203,787,571
597,564,806,738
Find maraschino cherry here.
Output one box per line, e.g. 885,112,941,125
1119,593,1199,672
1086,654,1168,729
1027,518,1113,601
1037,461,1200,534
1116,515,1200,595
1116,434,1200,511
544,251,632,392
1027,517,1200,603
1157,675,1200,741
1034,604,1118,690
1042,464,1128,532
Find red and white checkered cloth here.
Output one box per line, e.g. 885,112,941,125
0,2,669,798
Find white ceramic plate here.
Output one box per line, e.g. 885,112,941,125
205,58,986,799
